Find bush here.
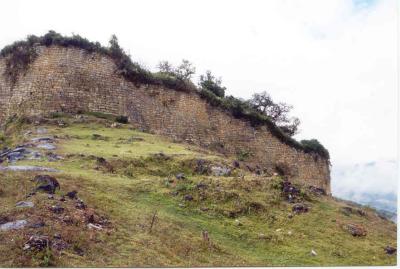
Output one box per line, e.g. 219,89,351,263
199,71,226,97
300,139,330,159
116,115,128,124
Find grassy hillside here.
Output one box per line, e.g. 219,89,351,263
0,114,396,267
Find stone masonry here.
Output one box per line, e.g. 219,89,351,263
0,46,331,193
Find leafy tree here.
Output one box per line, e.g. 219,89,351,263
199,71,226,98
157,59,195,80
249,91,300,136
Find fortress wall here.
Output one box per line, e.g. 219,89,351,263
0,46,331,192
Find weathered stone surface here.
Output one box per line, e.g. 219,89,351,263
0,46,330,193
0,166,59,172
16,201,34,208
343,223,367,237
32,175,60,194
0,220,28,231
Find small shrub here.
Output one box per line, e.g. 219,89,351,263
115,115,128,124
237,150,251,161
300,139,330,159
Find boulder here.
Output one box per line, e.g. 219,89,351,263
50,204,64,214
66,190,78,199
292,203,309,214
210,166,231,177
15,201,34,208
343,223,367,237
384,246,396,255
0,220,28,231
23,235,50,251
32,175,60,194
175,173,186,180
0,166,59,172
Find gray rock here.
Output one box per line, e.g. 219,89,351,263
36,143,56,150
36,128,48,134
33,175,60,194
176,173,186,180
210,166,231,177
31,137,54,143
29,151,42,160
0,166,59,172
23,235,50,251
0,220,28,231
16,201,34,208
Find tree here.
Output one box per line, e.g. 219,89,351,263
199,71,226,98
157,59,195,80
249,91,300,136
175,59,195,80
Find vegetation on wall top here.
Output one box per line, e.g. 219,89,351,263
0,31,330,160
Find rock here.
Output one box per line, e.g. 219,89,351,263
281,180,301,202
46,152,63,161
62,215,74,224
76,199,86,210
66,190,78,199
31,137,54,143
50,204,64,214
0,216,10,225
292,203,309,214
288,213,293,219
53,233,61,240
52,239,69,251
384,246,396,255
29,151,42,160
96,157,114,173
234,219,242,226
7,149,29,162
0,166,59,172
196,182,208,189
33,175,60,194
60,195,66,202
0,220,28,231
88,223,103,230
287,231,292,235
343,223,367,237
232,160,240,168
258,233,266,239
311,249,317,256
29,221,45,228
210,166,231,177
176,173,186,180
15,201,34,208
193,159,209,174
37,143,56,150
340,206,353,216
184,194,193,201
36,128,48,134
23,235,50,251
26,192,36,198
111,122,121,128
48,194,54,199
73,246,85,256
309,186,326,196
341,207,367,217
200,207,209,212
356,209,367,217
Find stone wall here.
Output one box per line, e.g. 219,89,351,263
0,46,331,193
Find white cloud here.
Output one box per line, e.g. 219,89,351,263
0,0,397,201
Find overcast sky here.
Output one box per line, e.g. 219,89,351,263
0,0,398,207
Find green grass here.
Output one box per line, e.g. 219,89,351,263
0,115,396,267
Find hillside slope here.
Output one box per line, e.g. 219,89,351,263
0,114,396,267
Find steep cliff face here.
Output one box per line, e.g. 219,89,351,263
0,46,330,192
